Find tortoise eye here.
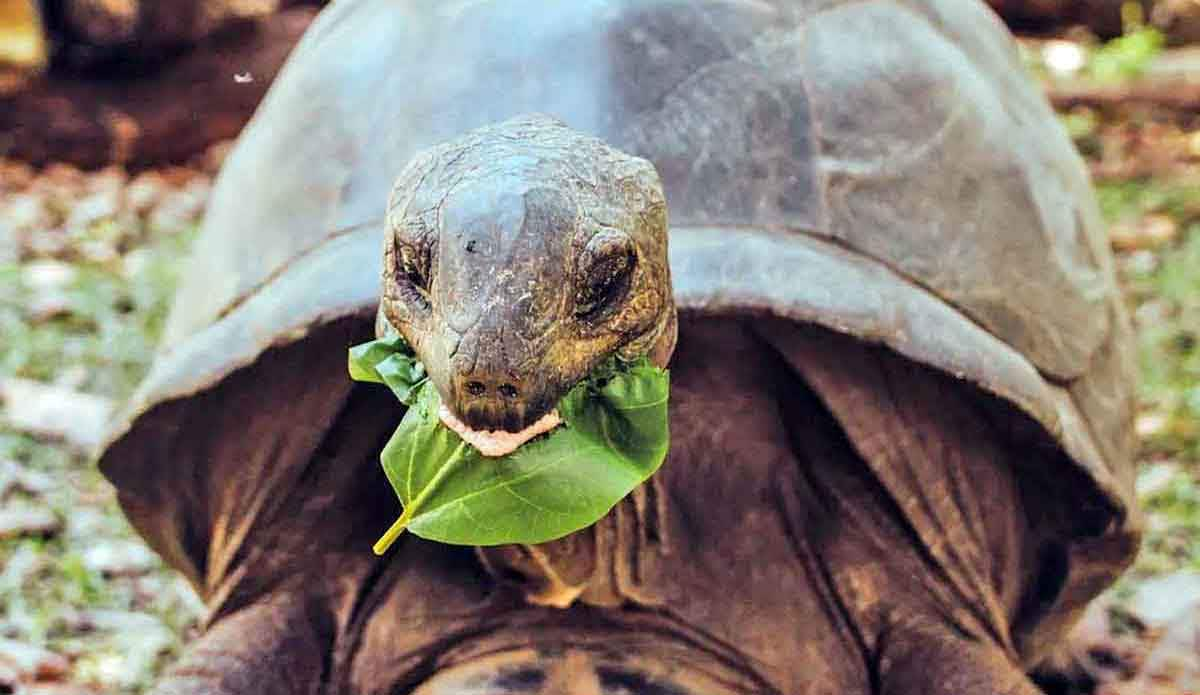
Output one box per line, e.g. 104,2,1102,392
575,231,635,318
389,233,433,315
399,243,429,291
390,215,434,296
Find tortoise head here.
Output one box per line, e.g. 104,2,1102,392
381,114,675,434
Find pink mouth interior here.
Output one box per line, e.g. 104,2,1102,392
437,404,563,457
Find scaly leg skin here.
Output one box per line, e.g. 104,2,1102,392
150,597,331,695
879,626,1043,695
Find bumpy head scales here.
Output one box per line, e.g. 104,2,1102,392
381,114,675,434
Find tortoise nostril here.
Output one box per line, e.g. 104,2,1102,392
499,383,519,399
465,381,487,396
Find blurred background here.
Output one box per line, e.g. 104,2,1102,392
1,0,1200,692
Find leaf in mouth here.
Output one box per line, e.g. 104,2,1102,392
348,334,427,405
348,334,670,553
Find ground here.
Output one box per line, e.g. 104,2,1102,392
0,161,209,694
0,28,1199,695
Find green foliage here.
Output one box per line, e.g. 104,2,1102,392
0,207,200,693
1089,25,1165,83
1105,184,1200,464
1134,234,1200,460
58,552,108,605
349,336,671,551
1138,471,1200,574
1094,178,1200,578
0,230,192,397
1059,108,1100,141
347,333,427,405
1097,180,1200,225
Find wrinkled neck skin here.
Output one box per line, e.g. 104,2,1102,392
379,114,676,435
330,318,1053,695
320,117,1047,695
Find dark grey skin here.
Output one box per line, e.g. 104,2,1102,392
380,117,676,433
126,118,1121,695
97,2,1139,693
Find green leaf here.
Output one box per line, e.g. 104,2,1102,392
348,334,426,406
1089,26,1164,84
375,354,427,405
371,356,670,552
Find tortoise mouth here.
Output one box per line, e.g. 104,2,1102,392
438,403,563,457
447,387,560,435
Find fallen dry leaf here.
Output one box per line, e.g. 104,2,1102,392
1111,214,1180,252
0,378,115,452
0,504,61,540
1136,602,1200,693
1132,572,1200,631
0,638,69,682
82,541,158,577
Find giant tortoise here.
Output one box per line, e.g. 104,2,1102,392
97,1,1140,693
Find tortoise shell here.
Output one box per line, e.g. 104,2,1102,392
99,0,1139,671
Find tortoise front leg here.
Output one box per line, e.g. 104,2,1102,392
151,596,332,695
878,626,1042,695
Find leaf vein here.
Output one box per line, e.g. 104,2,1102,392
502,484,569,516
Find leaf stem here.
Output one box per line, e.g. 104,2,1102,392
372,509,412,555
372,442,471,555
